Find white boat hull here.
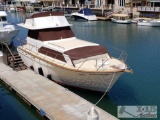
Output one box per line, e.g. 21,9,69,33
9,7,16,12
17,48,123,92
71,13,97,21
111,18,131,24
137,21,160,26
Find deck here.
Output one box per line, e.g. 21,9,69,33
0,62,119,120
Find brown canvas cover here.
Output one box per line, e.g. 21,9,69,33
30,12,64,18
64,46,108,61
28,27,75,41
38,47,66,62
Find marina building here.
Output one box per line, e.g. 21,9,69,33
3,0,160,18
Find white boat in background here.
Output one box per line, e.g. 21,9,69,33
71,7,97,21
131,17,151,23
8,4,16,12
137,19,160,27
17,12,132,92
111,14,132,24
0,11,19,45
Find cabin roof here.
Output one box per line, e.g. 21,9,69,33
30,12,64,18
18,12,71,30
39,44,108,66
64,46,108,61
46,38,98,51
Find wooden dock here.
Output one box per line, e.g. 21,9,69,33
97,16,111,21
0,62,118,120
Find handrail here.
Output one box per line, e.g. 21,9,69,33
1,42,15,60
17,39,128,70
106,45,128,62
96,58,109,71
119,50,127,62
77,58,88,70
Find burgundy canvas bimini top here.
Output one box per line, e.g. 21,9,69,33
64,46,108,61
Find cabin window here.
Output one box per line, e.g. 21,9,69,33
47,74,52,80
30,66,34,71
38,67,44,76
1,17,7,21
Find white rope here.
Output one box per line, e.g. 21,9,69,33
94,72,116,106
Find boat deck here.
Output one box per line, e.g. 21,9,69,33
19,46,126,72
0,62,119,120
46,37,98,51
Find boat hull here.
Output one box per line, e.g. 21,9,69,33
111,18,131,24
17,48,123,92
137,21,160,27
71,14,97,21
0,29,19,45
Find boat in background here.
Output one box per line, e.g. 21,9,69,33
137,19,160,27
0,11,19,45
17,12,132,92
8,4,16,12
131,17,151,23
71,7,97,21
111,14,132,24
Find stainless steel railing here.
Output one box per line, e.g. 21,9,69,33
16,38,128,71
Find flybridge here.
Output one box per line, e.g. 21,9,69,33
17,12,72,30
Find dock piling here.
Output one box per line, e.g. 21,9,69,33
87,107,99,120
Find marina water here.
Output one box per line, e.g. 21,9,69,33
0,11,159,120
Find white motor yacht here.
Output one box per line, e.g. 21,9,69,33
137,18,160,27
111,14,132,24
71,7,97,21
17,12,132,92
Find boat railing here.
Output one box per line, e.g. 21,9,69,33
17,39,128,70
1,42,15,59
77,58,88,70
106,45,128,62
96,58,109,71
16,39,67,64
1,42,17,70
